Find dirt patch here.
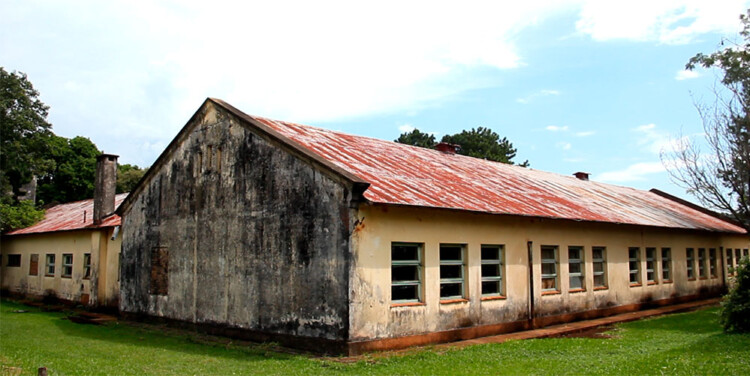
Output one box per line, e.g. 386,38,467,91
555,325,616,339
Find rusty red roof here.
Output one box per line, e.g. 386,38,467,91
5,193,128,236
240,113,744,234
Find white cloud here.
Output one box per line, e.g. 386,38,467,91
598,162,666,182
398,124,416,133
517,89,561,104
633,123,675,154
575,131,595,137
546,125,569,132
557,142,572,150
675,69,701,80
576,0,748,44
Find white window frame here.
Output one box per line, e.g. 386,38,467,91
629,247,641,285
709,248,717,278
541,245,559,292
568,246,585,291
646,247,657,284
45,254,56,276
62,253,73,278
661,248,672,282
687,248,695,279
698,248,707,278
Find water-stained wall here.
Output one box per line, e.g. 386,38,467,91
120,103,356,341
350,204,747,343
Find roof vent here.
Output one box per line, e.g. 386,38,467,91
435,142,460,154
573,172,590,181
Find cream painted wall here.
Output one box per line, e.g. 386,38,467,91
349,204,750,341
0,228,121,307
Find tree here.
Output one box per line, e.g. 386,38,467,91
0,68,50,231
394,129,436,148
664,10,750,229
441,127,529,166
720,257,750,332
0,68,53,199
117,164,147,193
37,135,100,205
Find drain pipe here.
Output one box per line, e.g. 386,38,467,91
527,241,535,329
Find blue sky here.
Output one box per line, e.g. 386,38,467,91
2,0,748,202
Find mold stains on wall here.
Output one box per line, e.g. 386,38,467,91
120,104,356,341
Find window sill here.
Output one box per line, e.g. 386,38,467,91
569,288,586,293
44,274,55,277
481,295,506,301
662,280,673,284
699,277,708,280
62,276,72,279
593,286,608,291
629,283,642,287
440,298,469,305
647,281,658,286
688,278,696,281
541,290,561,296
391,302,425,308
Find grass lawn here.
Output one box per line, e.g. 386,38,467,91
1,300,750,375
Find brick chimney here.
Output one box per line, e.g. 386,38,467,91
435,142,460,154
94,154,118,225
573,172,590,181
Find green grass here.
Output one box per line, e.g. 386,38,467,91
1,299,749,375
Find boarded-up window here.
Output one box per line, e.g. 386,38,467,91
29,254,39,275
150,247,169,295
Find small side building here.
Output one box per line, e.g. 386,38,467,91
117,98,750,354
1,154,127,308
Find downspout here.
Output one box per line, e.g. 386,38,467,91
527,241,535,329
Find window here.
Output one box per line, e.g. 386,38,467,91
661,248,672,282
29,254,39,276
440,244,465,300
45,254,55,276
709,248,717,278
62,254,73,278
629,247,641,285
481,245,504,297
541,245,559,292
391,243,422,303
737,249,742,263
7,254,21,267
592,247,607,288
698,248,706,278
568,246,585,291
646,247,657,284
727,249,734,273
150,247,169,296
744,249,749,258
83,253,91,279
686,248,695,279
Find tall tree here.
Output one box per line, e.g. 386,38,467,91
0,68,49,230
441,127,529,166
394,129,436,148
37,135,100,204
664,10,750,229
116,164,147,193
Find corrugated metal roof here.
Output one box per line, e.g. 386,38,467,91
245,115,746,234
5,193,128,236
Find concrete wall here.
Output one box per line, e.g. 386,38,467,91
0,228,121,307
120,103,356,342
349,204,749,342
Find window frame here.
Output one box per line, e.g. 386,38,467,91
592,246,607,289
439,244,466,301
391,242,423,304
29,254,39,276
568,246,585,292
698,248,707,278
727,248,734,274
646,247,657,284
686,248,695,280
45,254,56,276
661,248,672,283
83,253,92,280
541,245,559,293
62,253,73,278
709,248,717,278
629,247,641,286
480,244,504,298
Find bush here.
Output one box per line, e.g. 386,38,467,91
0,199,44,232
720,256,750,332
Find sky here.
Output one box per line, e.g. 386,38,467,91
2,0,749,202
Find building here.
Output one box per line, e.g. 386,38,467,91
117,98,749,354
1,155,126,309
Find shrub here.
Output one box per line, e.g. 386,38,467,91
720,256,750,332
